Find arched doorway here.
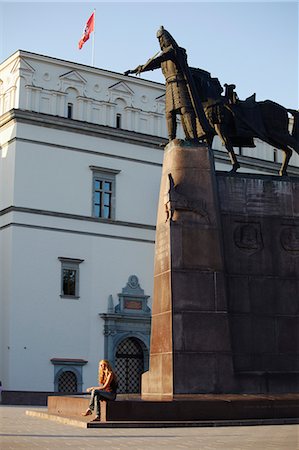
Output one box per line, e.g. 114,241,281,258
115,337,144,393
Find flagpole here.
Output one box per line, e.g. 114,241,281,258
91,8,96,66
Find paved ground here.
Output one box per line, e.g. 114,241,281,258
0,406,298,449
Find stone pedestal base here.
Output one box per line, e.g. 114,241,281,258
46,394,299,423
142,140,235,399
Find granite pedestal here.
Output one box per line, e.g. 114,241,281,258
46,394,299,425
142,140,234,399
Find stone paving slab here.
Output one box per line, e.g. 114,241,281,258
1,405,299,450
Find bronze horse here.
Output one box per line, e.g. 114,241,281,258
192,68,299,176
125,28,298,176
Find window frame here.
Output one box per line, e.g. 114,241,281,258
51,358,87,392
67,102,73,119
90,166,120,220
58,257,84,299
116,113,122,129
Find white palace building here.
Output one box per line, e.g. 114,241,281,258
0,50,298,399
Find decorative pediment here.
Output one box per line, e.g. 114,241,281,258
112,275,151,315
11,57,35,75
8,57,35,87
155,93,165,102
108,81,134,95
155,93,165,113
59,70,87,85
99,275,151,375
59,70,87,95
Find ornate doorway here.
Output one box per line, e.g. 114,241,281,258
115,337,144,393
99,275,151,388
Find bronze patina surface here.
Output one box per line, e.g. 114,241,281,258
125,27,299,176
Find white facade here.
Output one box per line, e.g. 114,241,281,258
0,50,298,394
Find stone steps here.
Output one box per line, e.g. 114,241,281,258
47,394,299,423
26,409,299,429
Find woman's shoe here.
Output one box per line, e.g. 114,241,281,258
81,409,92,416
92,416,101,421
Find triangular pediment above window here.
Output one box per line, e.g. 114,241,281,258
108,81,134,95
59,70,87,85
11,57,35,75
155,93,165,102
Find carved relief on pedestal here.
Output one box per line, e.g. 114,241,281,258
164,173,209,223
280,226,299,255
233,222,263,254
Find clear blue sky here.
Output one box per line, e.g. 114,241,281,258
0,1,298,108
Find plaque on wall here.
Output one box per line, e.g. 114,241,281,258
124,299,142,310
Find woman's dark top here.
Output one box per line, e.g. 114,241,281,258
105,374,118,393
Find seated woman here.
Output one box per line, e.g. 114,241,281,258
82,359,118,421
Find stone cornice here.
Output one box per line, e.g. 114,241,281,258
0,205,156,231
0,222,155,244
213,149,299,177
0,109,167,150
1,110,298,175
1,49,165,89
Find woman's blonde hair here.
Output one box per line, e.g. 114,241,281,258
98,359,115,384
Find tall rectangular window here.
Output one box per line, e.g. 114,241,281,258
94,179,113,219
59,258,84,299
116,113,122,129
90,166,120,220
63,268,76,295
67,103,73,119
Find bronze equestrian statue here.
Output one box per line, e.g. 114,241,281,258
125,26,211,142
125,27,299,176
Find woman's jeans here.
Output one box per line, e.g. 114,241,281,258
89,389,116,417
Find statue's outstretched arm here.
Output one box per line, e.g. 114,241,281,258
124,65,144,76
124,49,171,76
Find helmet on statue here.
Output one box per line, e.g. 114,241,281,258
156,26,176,49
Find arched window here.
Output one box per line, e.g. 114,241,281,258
115,338,144,394
51,358,87,392
57,370,78,393
116,113,122,129
67,103,73,119
115,98,126,130
65,87,78,119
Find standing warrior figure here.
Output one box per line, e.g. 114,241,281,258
125,26,210,143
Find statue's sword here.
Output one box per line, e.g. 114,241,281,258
139,50,161,73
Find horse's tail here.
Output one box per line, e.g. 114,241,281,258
288,109,299,147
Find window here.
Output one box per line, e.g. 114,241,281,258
90,166,121,220
65,87,78,119
58,257,84,298
116,113,122,129
58,370,78,392
94,179,112,219
51,358,87,392
67,103,73,119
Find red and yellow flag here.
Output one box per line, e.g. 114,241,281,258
78,12,95,49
